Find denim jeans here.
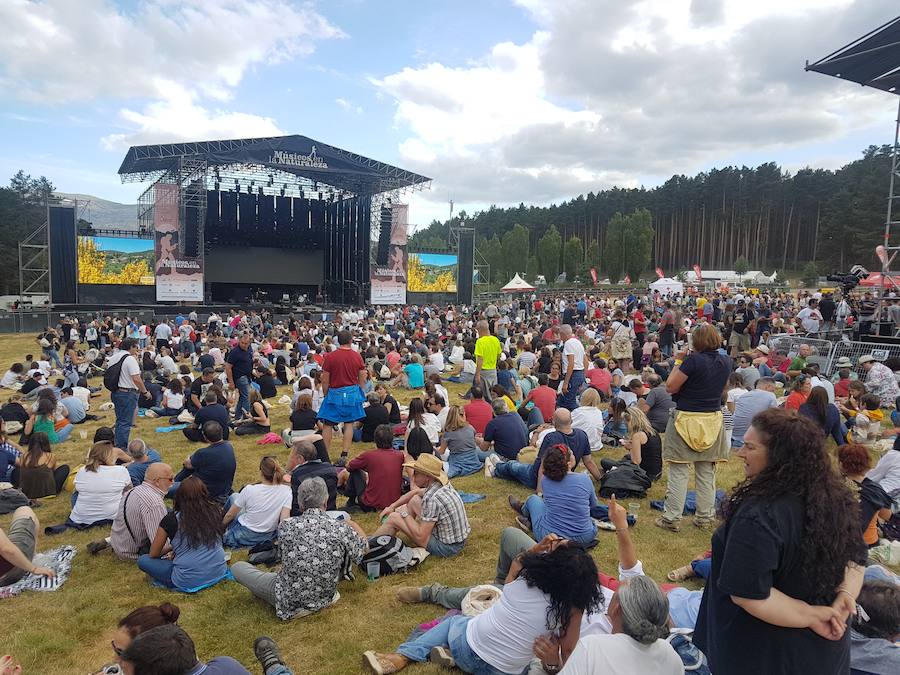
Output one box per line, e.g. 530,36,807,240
557,369,585,411
426,536,465,558
111,389,139,449
397,614,508,674
137,555,174,588
44,349,63,368
55,423,74,443
492,459,537,489
236,375,250,418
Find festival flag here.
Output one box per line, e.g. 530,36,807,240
876,245,889,266
693,263,703,281
655,267,664,279
590,268,598,285
624,274,631,284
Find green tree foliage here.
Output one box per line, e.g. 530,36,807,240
734,255,750,279
537,225,562,281
563,236,583,280
501,224,530,278
603,209,654,282
0,171,56,295
525,255,539,281
584,240,601,273
801,261,820,286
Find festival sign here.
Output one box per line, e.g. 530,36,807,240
154,183,204,302
370,203,408,305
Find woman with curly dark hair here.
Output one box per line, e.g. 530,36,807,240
363,540,603,674
694,408,867,675
508,444,598,544
137,476,227,592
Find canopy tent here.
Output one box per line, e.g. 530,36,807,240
806,16,900,95
858,272,900,288
500,273,536,292
649,277,684,296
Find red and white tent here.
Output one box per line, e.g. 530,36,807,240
500,273,536,293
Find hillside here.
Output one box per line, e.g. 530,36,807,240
56,192,137,227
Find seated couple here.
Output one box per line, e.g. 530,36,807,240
363,497,683,675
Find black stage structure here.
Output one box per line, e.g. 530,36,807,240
111,135,430,307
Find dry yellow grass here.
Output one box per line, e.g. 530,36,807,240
0,332,749,674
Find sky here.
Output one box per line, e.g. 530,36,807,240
1,0,898,231
87,237,153,253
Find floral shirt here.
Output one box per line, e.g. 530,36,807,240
273,509,366,620
866,362,900,407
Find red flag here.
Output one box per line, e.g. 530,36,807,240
590,268,598,285
693,264,703,281
655,267,664,279
624,274,631,284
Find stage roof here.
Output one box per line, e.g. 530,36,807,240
118,135,431,196
806,15,900,94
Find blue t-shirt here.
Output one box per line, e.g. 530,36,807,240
403,363,425,388
160,511,226,591
540,472,598,541
534,429,591,472
189,441,236,501
61,396,86,424
497,368,516,394
127,448,161,486
483,412,529,460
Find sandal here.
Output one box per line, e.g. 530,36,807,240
667,564,695,582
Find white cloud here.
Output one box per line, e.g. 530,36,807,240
0,0,343,103
100,82,282,150
377,0,894,211
335,97,363,114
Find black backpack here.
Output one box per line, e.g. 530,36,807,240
103,353,127,392
598,460,652,498
359,535,420,576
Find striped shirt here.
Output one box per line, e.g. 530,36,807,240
420,482,470,545
109,482,168,560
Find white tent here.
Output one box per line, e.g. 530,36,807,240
500,273,536,292
649,277,684,296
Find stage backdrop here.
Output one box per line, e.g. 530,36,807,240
370,203,408,305
154,183,203,302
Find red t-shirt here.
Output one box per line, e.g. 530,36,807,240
323,348,365,389
586,368,611,395
346,448,404,509
526,385,557,422
465,399,494,435
632,310,646,334
834,378,851,398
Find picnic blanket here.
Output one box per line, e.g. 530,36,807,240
0,545,76,599
155,424,189,433
650,490,726,515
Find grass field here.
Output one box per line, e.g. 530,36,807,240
2,333,750,674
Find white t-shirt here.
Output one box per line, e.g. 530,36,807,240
562,337,586,374
109,351,140,390
233,483,292,532
797,308,822,333
164,390,185,409
560,634,683,675
726,388,747,404
157,355,177,376
571,406,605,451
428,352,445,372
1,370,20,388
384,311,395,326
70,465,131,525
72,385,91,410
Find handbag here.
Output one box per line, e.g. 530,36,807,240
39,337,51,348
63,464,84,493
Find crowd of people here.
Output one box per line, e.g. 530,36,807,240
1,288,899,674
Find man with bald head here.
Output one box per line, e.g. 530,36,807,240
559,323,586,411
492,408,601,490
109,462,174,560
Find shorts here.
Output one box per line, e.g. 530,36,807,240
0,515,36,586
728,331,750,351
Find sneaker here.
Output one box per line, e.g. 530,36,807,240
654,516,681,533
594,519,617,532
143,409,157,418
362,651,408,675
515,515,532,534
430,646,456,669
507,495,524,514
253,636,285,673
395,586,424,603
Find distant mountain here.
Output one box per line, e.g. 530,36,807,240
55,192,137,228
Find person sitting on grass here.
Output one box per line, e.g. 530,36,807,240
103,602,181,672
286,436,337,514
338,424,404,512
118,624,252,675
183,390,231,442
146,378,185,419
68,442,132,528
172,421,236,505
24,397,72,444
601,406,663,481
850,580,900,674
508,444,598,545
437,404,489,478
362,533,603,675
124,439,161,486
372,453,470,558
282,393,319,446
231,477,368,620
223,456,292,549
478,398,529,464
404,396,441,446
837,443,893,547
138,476,228,592
233,388,271,436
0,506,55,587
107,463,173,560
13,432,69,499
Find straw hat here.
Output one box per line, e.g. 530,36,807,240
402,453,449,485
835,356,853,368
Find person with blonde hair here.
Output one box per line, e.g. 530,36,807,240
222,456,292,548
436,405,487,478
571,387,605,452
601,407,663,481
234,388,271,436
69,441,132,527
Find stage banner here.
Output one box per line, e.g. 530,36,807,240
370,203,408,305
590,268,597,285
154,183,204,302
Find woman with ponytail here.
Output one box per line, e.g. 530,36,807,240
222,456,292,548
110,603,181,660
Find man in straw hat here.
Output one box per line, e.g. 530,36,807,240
372,454,470,558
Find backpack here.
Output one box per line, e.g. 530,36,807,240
103,353,127,392
359,535,420,576
598,459,652,498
